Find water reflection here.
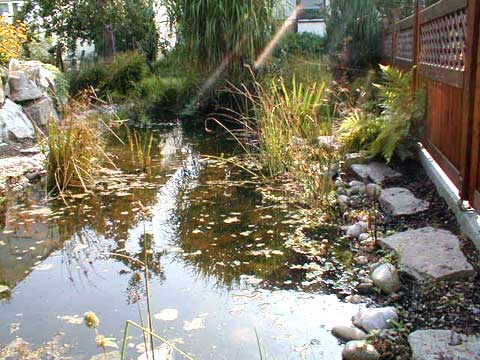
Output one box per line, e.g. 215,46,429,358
0,125,360,359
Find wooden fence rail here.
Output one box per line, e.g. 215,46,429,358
381,0,480,210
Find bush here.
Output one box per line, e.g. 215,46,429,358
68,61,109,95
131,75,197,121
338,65,425,162
274,32,326,59
0,18,27,65
106,51,148,95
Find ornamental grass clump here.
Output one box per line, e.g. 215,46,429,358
45,112,106,194
231,73,337,205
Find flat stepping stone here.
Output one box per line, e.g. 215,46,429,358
380,227,476,281
350,162,401,184
409,330,480,360
379,187,429,215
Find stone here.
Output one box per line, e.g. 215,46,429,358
22,96,59,126
0,99,35,142
0,285,10,294
342,341,380,360
380,227,476,281
345,295,369,304
371,263,400,294
332,326,368,341
379,188,430,216
0,80,5,105
349,180,365,188
347,222,369,238
338,195,351,207
357,281,375,295
352,307,398,331
351,162,401,184
355,255,370,266
366,184,382,199
358,233,370,242
8,70,43,102
409,330,480,360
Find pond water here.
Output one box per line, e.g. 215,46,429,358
0,125,361,360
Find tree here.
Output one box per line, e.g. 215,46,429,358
18,0,159,63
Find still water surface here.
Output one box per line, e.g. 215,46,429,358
0,125,360,359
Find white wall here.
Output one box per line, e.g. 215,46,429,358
298,21,327,37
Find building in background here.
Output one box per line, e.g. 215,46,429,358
277,0,329,37
0,0,23,20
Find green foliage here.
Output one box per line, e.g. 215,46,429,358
18,0,158,61
338,65,425,162
107,51,148,95
326,0,381,68
274,32,326,59
42,64,70,108
68,61,109,95
163,0,274,78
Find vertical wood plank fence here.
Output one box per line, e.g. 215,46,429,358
381,0,480,210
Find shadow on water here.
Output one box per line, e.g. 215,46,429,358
0,124,360,360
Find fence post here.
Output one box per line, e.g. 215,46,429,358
460,0,480,201
412,0,421,92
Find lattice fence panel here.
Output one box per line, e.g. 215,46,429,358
420,7,467,70
383,33,393,59
396,28,414,61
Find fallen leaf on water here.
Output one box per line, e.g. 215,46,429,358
183,313,207,331
154,309,179,321
224,217,240,224
58,315,83,325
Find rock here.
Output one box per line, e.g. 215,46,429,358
379,188,429,216
22,96,59,126
335,179,345,188
349,180,365,188
358,233,370,242
352,307,398,331
332,326,368,341
342,341,380,360
8,70,43,102
366,184,382,199
0,99,35,142
337,187,347,195
338,195,351,207
345,295,369,304
371,263,400,294
409,330,480,360
355,256,370,266
0,80,5,106
351,162,401,183
0,285,10,294
380,227,476,281
347,222,369,238
357,281,375,295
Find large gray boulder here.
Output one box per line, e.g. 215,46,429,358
350,162,401,183
352,307,398,332
342,341,380,360
23,96,59,126
0,99,35,142
371,263,400,294
8,70,43,102
379,187,430,216
409,330,480,360
380,227,476,281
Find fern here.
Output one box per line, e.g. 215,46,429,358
338,65,425,162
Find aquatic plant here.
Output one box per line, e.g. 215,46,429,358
125,127,156,174
44,111,108,194
224,71,337,205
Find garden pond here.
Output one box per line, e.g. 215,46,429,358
0,124,362,360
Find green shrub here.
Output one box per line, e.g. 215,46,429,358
274,32,326,59
42,64,69,108
338,65,425,162
106,51,148,95
68,61,109,96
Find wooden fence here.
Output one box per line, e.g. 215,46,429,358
381,0,480,210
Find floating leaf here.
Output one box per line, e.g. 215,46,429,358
154,309,179,321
